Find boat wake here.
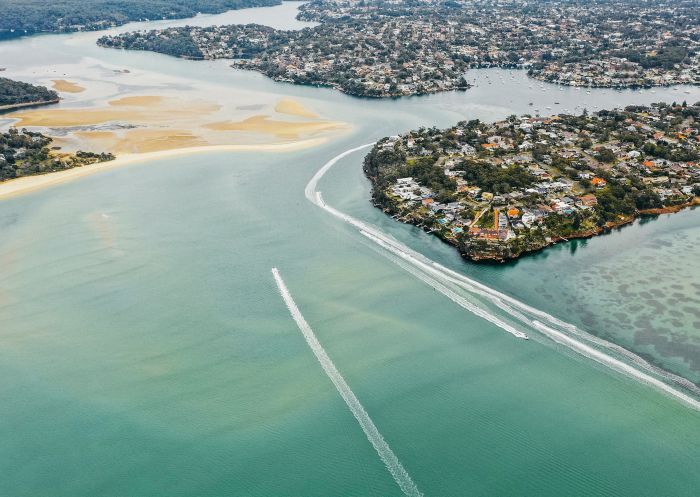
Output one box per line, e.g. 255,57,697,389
272,268,423,497
305,144,700,411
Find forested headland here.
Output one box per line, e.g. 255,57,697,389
0,77,59,110
0,0,281,37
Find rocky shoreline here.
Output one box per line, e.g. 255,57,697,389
378,200,699,264
364,104,700,266
231,64,472,98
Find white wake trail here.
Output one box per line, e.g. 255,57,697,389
362,230,529,339
530,320,700,410
272,268,423,497
305,144,700,411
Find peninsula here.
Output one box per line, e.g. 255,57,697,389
363,103,700,262
0,0,281,37
98,0,699,97
0,127,114,182
0,77,59,111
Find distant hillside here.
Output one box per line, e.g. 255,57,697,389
0,0,281,36
0,78,59,109
0,128,115,182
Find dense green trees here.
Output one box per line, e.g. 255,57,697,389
643,142,699,162
594,147,616,163
0,78,58,107
0,128,114,181
615,46,689,70
100,30,204,59
364,143,459,204
0,0,280,35
456,160,537,194
408,157,456,201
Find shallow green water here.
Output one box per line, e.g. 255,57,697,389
1,3,700,496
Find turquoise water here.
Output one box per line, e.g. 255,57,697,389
1,3,700,496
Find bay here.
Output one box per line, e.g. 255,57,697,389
1,3,700,496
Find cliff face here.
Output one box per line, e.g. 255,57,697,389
457,223,620,263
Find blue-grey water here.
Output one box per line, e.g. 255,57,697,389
1,2,700,496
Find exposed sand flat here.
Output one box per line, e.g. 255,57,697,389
74,130,117,149
274,98,319,119
114,129,208,154
52,79,85,93
9,96,221,127
0,138,328,201
205,115,345,139
11,108,142,127
76,129,207,154
6,94,347,155
108,95,164,107
0,99,60,111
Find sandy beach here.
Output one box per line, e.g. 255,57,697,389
1,83,348,200
0,137,328,201
205,115,346,138
4,94,344,154
52,80,85,93
274,98,319,118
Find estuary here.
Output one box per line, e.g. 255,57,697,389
1,2,700,496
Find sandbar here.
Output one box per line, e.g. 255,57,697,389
108,95,164,107
205,115,345,139
52,80,85,93
9,96,221,127
274,98,319,119
0,138,328,201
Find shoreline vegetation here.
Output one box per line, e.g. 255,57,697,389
363,102,700,263
0,80,346,194
0,99,60,112
0,0,282,37
0,137,327,201
4,91,345,154
97,0,699,98
0,77,59,111
0,127,115,183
